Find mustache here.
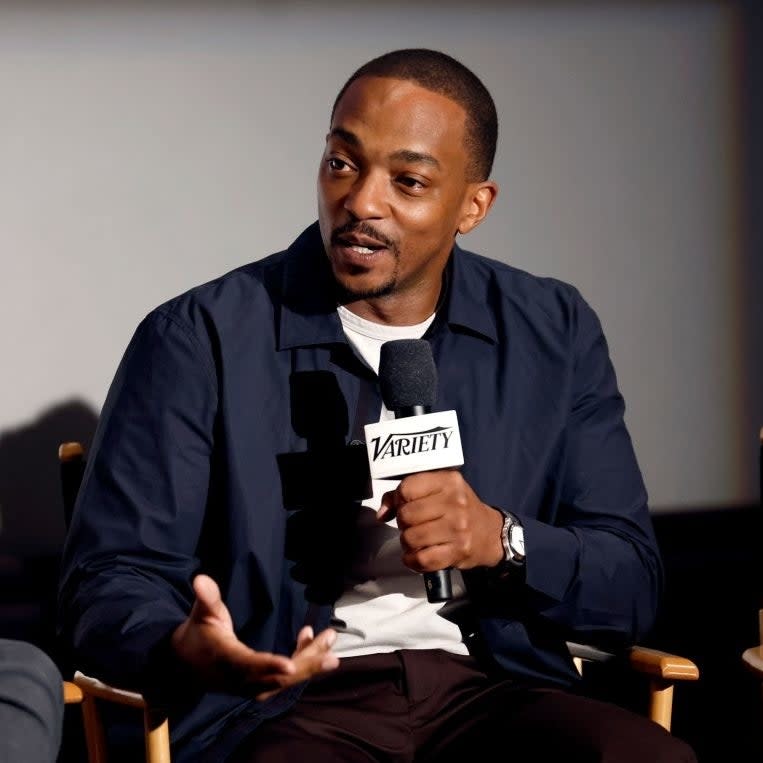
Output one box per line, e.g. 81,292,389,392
330,221,398,253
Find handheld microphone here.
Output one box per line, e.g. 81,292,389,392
365,338,464,603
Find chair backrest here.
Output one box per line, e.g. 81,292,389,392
59,441,86,527
58,441,172,763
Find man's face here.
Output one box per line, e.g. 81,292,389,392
318,76,491,320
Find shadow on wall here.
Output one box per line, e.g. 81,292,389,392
0,399,99,557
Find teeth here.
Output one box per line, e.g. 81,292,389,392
350,245,374,254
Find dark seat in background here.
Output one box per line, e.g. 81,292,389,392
741,428,763,719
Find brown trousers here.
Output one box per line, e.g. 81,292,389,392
231,650,697,762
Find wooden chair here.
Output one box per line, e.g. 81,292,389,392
58,439,698,757
65,680,85,705
566,639,698,731
59,442,171,763
71,670,170,763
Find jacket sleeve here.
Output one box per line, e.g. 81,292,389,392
522,294,662,645
473,293,662,680
57,307,217,694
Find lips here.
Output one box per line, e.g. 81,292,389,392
329,222,397,272
333,242,386,270
336,233,386,251
332,232,391,268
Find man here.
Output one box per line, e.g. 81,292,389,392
58,49,697,761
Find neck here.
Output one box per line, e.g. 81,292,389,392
338,268,448,326
339,291,437,326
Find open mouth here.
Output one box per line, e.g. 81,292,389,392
336,233,387,250
346,244,378,255
334,234,390,264
330,222,397,271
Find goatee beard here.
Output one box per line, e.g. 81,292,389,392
333,278,396,304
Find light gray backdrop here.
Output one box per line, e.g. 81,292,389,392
1,1,758,538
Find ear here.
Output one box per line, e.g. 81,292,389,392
457,181,499,235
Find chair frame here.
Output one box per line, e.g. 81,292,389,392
567,640,698,731
73,672,170,763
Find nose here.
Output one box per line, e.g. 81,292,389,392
343,170,386,220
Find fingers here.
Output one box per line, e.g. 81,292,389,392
377,470,450,522
377,490,398,522
312,628,339,669
254,627,339,702
174,576,340,700
221,646,298,700
376,470,497,571
379,471,462,526
191,574,233,630
295,625,314,652
401,543,452,574
293,626,337,658
293,627,339,675
227,641,296,681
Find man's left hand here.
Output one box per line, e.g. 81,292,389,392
377,469,504,574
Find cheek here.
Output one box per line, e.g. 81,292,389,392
317,173,342,206
317,179,330,207
398,203,447,233
404,210,458,249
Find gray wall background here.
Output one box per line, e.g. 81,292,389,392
1,1,760,546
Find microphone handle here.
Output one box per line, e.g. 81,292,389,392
424,569,453,603
394,406,453,603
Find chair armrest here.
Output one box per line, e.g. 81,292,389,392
567,640,698,732
566,641,699,681
73,671,171,763
73,671,149,709
58,442,85,461
627,646,699,681
63,680,83,704
566,641,618,663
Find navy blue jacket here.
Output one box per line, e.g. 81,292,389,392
58,222,661,762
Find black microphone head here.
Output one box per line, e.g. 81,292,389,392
378,339,437,411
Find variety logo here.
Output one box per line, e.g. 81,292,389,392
369,426,455,462
364,410,463,480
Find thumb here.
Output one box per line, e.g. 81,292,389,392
376,489,398,522
191,574,233,629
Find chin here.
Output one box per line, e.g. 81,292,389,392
334,276,395,303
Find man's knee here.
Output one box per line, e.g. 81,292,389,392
584,710,698,763
0,639,64,760
0,640,61,688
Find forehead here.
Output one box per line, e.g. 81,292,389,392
330,76,468,160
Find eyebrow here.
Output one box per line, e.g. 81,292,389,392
328,127,441,170
390,149,441,170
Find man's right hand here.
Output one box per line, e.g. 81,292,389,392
170,574,339,700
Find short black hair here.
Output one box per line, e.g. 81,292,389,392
331,48,498,182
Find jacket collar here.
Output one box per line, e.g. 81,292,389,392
277,222,498,350
444,242,498,344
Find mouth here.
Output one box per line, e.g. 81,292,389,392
332,230,393,266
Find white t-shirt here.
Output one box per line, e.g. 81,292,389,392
332,305,468,657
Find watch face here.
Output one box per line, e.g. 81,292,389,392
510,525,525,556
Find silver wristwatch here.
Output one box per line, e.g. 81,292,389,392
499,510,525,567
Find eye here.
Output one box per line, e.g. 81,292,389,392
326,157,354,173
396,175,426,193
